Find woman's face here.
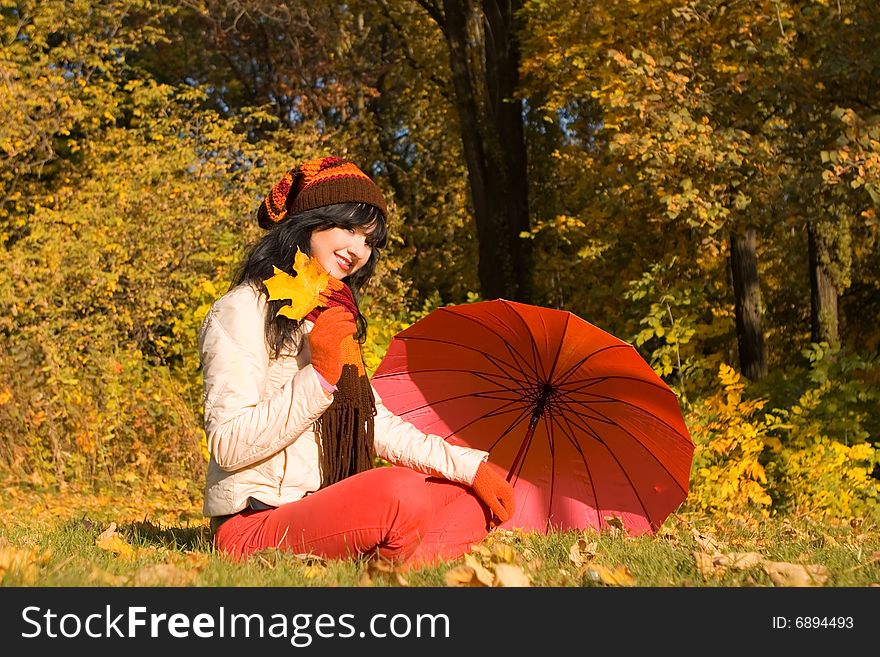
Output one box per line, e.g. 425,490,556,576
309,225,374,279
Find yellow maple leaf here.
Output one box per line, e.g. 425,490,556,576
263,248,344,321
95,522,136,560
492,563,531,587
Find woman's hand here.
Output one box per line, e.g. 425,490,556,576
471,461,516,527
307,306,356,386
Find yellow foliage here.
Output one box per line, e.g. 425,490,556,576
688,360,880,523
687,364,776,518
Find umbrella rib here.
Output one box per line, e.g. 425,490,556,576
433,307,542,381
560,388,691,443
558,375,681,399
389,335,521,375
547,409,603,529
508,301,549,382
490,406,535,452
553,409,657,527
390,334,539,386
541,411,557,533
561,404,689,496
554,344,633,386
452,404,534,455
500,343,541,387
549,398,616,425
544,311,571,382
372,368,531,393
390,390,527,418
566,410,660,526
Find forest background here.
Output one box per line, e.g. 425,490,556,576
1,0,878,538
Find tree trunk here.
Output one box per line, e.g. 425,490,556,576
730,228,767,380
437,0,532,302
807,221,840,347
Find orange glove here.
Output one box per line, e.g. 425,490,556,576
471,461,516,527
307,306,356,386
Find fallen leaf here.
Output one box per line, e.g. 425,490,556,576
492,563,531,587
820,534,839,547
569,537,597,568
470,544,492,558
714,552,764,570
129,563,197,586
96,522,136,560
464,554,495,586
358,557,407,587
691,528,721,553
489,543,518,564
763,561,829,587
584,564,635,586
444,565,486,587
0,546,45,584
693,551,719,578
604,516,628,536
86,566,126,586
177,551,211,570
780,520,809,540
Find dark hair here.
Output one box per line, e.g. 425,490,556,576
230,202,388,358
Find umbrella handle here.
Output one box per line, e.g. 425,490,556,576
507,412,540,484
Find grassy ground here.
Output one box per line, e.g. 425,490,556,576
1,478,877,587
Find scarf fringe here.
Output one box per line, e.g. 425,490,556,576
315,363,376,488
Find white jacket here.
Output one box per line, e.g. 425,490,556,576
199,283,487,517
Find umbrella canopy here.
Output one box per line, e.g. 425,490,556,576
372,299,695,535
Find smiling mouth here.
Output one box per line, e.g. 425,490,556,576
335,254,352,270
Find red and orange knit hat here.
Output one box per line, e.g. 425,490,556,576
257,156,387,229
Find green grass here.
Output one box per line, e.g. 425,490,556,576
2,484,877,587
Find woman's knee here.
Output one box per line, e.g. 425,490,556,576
367,467,433,520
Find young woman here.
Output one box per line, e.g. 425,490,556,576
199,156,515,568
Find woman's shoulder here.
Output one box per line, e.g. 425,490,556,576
201,283,267,345
213,282,265,311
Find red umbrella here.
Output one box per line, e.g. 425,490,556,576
372,299,695,535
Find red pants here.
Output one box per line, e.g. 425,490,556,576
214,466,492,568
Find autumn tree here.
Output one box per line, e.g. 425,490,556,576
413,0,532,302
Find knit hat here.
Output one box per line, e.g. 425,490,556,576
258,156,387,228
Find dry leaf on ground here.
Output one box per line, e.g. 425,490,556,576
583,564,635,586
470,544,492,558
691,528,721,553
86,565,127,586
129,563,198,586
493,563,530,587
763,561,829,587
713,552,764,570
463,554,495,586
444,565,487,587
0,546,50,584
695,551,765,577
569,537,598,568
604,516,628,537
358,557,408,587
489,543,518,564
96,522,136,560
694,551,719,578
